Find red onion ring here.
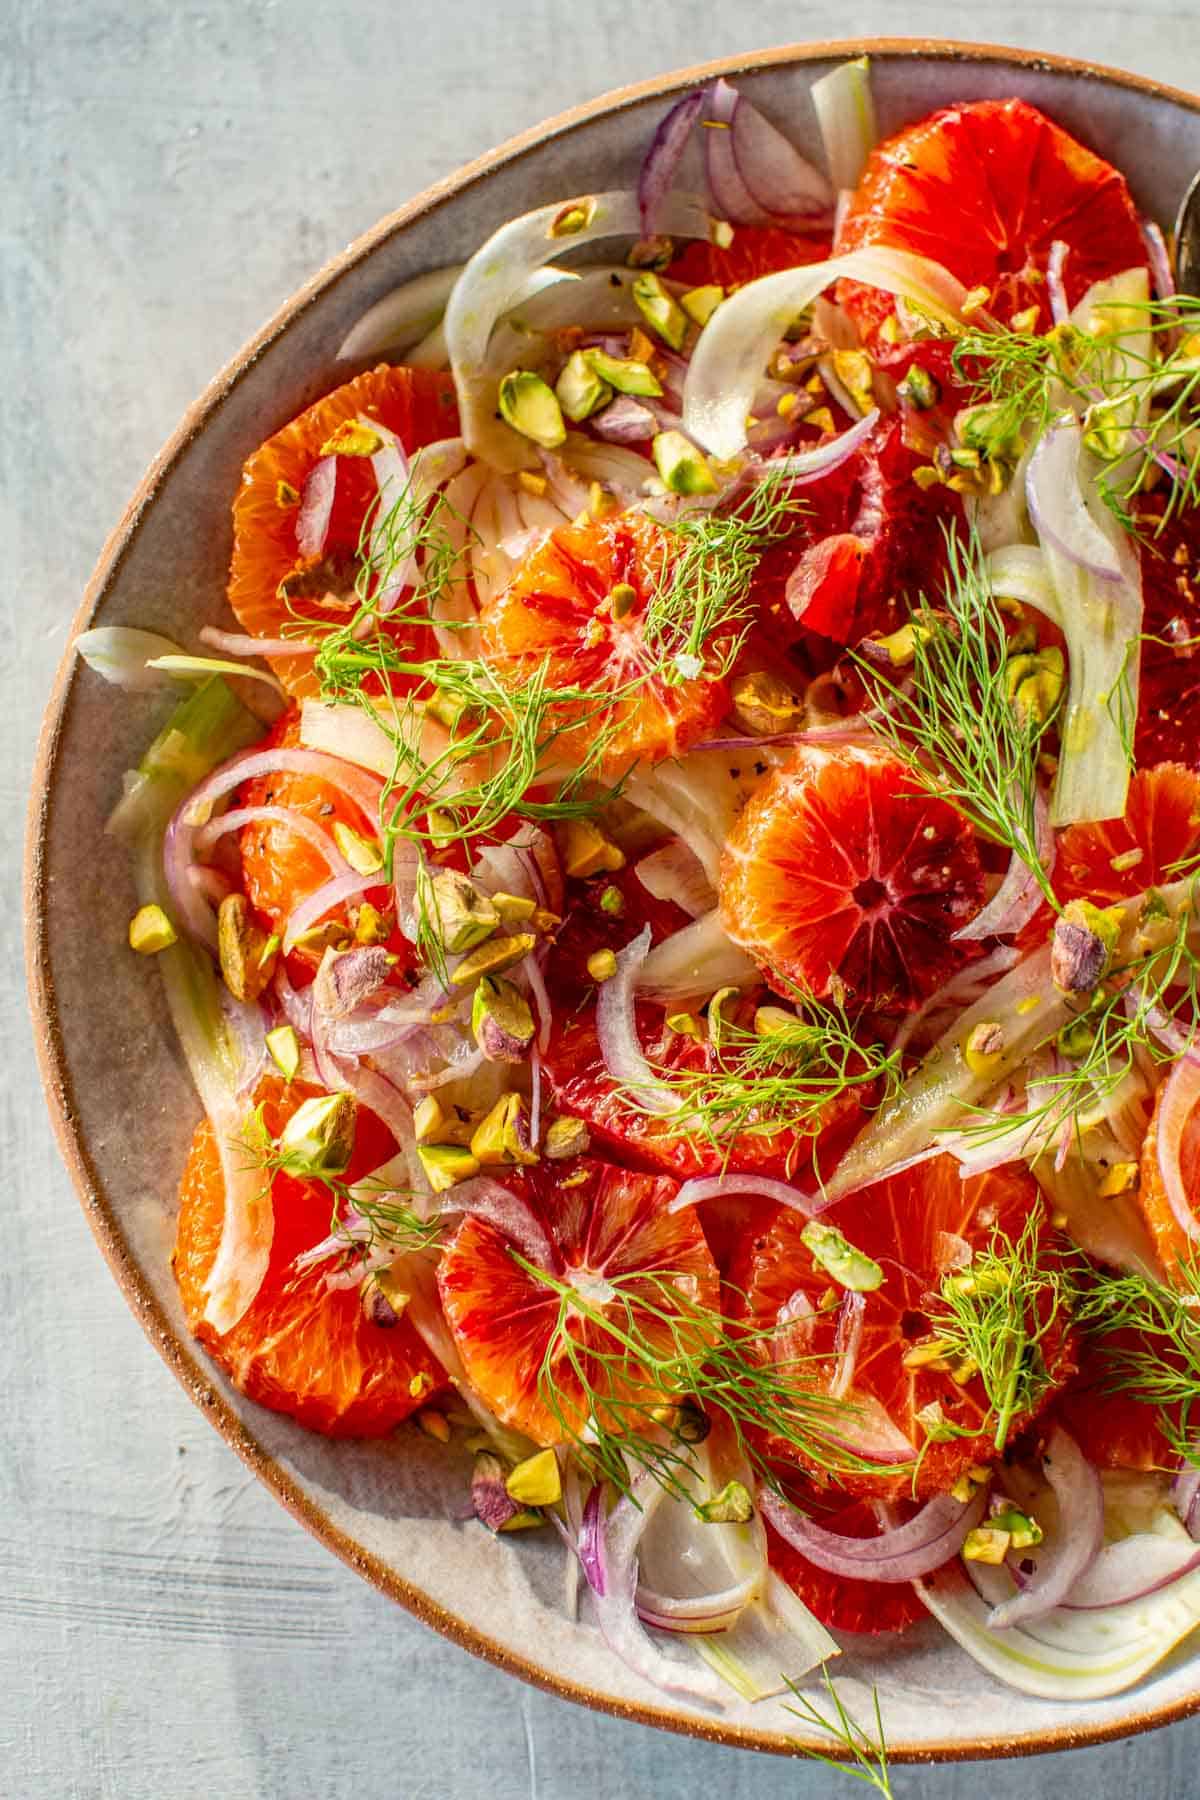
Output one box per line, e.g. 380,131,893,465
1052,1535,1200,1609
1155,1056,1200,1241
523,953,553,1054
440,1176,558,1273
638,90,704,236
194,804,350,873
636,1572,759,1635
1141,218,1176,301
756,405,880,485
296,455,336,557
578,1482,608,1597
829,1290,865,1401
703,80,772,226
954,790,1054,942
283,870,382,952
1173,1463,1200,1540
760,1485,987,1581
730,92,832,222
199,626,320,659
985,1427,1104,1629
1046,240,1070,324
596,925,682,1118
668,1174,827,1218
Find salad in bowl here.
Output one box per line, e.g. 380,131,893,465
72,54,1200,1733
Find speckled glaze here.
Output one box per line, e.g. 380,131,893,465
24,38,1200,1765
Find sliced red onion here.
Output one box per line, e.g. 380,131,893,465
986,1427,1104,1629
761,1485,986,1581
1026,415,1124,581
954,789,1054,942
1155,1055,1200,1241
731,92,832,221
181,744,382,826
193,804,350,872
283,869,382,953
636,1572,759,1635
596,926,682,1118
199,626,320,659
1055,1534,1200,1609
578,1483,609,1595
636,910,758,1005
704,80,772,226
828,1290,865,1401
669,1174,826,1217
757,406,880,483
1047,240,1070,324
296,455,336,557
634,840,716,920
524,953,553,1055
441,1176,558,1272
1142,218,1176,301
639,90,704,236
1173,1463,1200,1540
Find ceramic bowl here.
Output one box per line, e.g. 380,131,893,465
26,36,1200,1766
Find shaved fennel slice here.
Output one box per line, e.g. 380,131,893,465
626,750,774,887
445,188,710,469
77,626,193,691
637,909,758,1004
336,264,465,362
986,544,1063,629
811,56,877,194
683,246,970,460
696,1573,839,1701
916,1558,1200,1699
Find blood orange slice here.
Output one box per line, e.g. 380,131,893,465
1134,1077,1200,1281
1056,1336,1177,1473
173,1080,443,1437
1136,499,1200,768
719,742,984,1011
229,363,458,696
737,1155,1074,1498
478,510,731,775
765,1487,928,1634
836,98,1146,343
666,224,830,290
436,1157,719,1445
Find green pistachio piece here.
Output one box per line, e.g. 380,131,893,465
265,1024,301,1083
428,870,500,955
730,669,806,735
332,820,384,875
1006,647,1065,728
800,1219,884,1293
490,891,537,925
680,284,724,327
470,1092,539,1167
652,429,717,496
695,1480,754,1524
450,931,538,987
599,884,625,917
498,370,566,449
555,350,612,423
217,892,278,1003
278,1091,357,1177
989,1504,1044,1550
897,364,941,411
505,1448,562,1507
543,1115,591,1160
128,902,177,955
753,1005,797,1038
472,1451,544,1532
416,1141,480,1193
471,975,535,1062
1051,898,1121,995
631,272,688,351
582,347,663,398
962,1526,1011,1565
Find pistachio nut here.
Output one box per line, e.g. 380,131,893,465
1006,647,1065,727
360,1265,411,1329
1051,898,1120,994
988,1502,1043,1550
427,869,500,955
680,284,724,327
450,931,538,988
555,350,612,423
471,975,535,1063
963,1020,1005,1079
559,817,626,879
897,364,941,411
472,1450,544,1533
858,619,936,670
631,271,688,351
217,892,279,1003
470,1091,539,1167
800,1219,884,1293
353,901,392,945
505,1448,562,1508
549,197,597,238
1097,1160,1139,1197
416,1141,480,1193
598,883,625,917
730,669,806,736
583,346,663,397
830,348,876,416
587,949,618,983
332,820,384,874
490,891,537,925
543,1115,591,1160
128,902,177,955
412,1094,445,1143
498,370,566,449
754,1005,798,1038
961,1526,1012,1565
652,429,717,496
695,1480,754,1525
312,944,393,1020
319,420,384,457
609,581,637,621
265,1024,301,1083
278,1091,357,1177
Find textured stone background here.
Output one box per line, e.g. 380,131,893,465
10,3,1200,1794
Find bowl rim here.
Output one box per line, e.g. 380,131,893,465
24,34,1200,1764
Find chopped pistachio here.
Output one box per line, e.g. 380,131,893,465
729,669,806,736
498,370,566,449
549,197,597,237
963,1020,1005,1078
1109,846,1145,874
631,271,688,350
278,1091,357,1177
490,891,537,925
652,429,717,496
1097,1160,1139,1197
353,902,392,945
695,1480,754,1525
332,820,384,875
800,1219,884,1293
417,1409,451,1443
609,581,637,621
517,469,548,497
1051,898,1120,994
582,346,663,397
960,285,992,320
950,1470,984,1503
543,1115,591,1160
217,892,278,1002
265,1024,301,1083
559,817,626,878
680,284,724,327
831,348,876,415
290,918,353,955
472,1450,544,1533
1006,647,1065,727
902,1337,951,1371
555,349,613,422
450,931,538,987
128,902,177,955
470,1092,539,1167
708,217,734,249
412,1095,445,1143
1057,1014,1098,1060
805,407,835,434
472,975,535,1062
587,949,618,983
591,886,624,923
427,870,500,955
754,1004,797,1038
425,807,457,850
911,464,942,491
416,1142,480,1192
989,1503,1043,1550
312,944,392,1020
1010,305,1041,335
425,686,472,731
962,1525,1011,1564
588,479,620,520
860,619,935,670
319,420,384,457
897,364,941,411
505,1448,562,1507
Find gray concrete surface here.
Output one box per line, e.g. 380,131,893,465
9,2,1200,1795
